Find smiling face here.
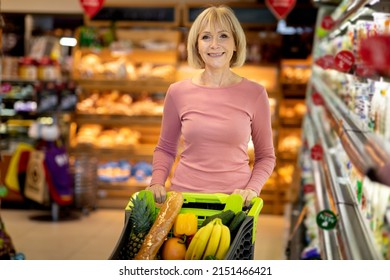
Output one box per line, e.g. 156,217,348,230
197,24,236,70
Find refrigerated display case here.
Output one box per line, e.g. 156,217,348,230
288,0,390,260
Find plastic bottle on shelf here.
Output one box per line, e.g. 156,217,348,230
373,12,390,35
354,81,370,130
370,81,389,136
385,90,390,141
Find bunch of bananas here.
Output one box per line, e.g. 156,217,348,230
185,218,231,260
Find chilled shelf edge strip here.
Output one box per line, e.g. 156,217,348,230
312,159,342,260
337,204,383,259
306,114,342,260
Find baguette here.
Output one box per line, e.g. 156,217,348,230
135,191,184,260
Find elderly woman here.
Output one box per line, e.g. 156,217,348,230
147,5,276,206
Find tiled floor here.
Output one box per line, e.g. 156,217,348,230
0,207,288,260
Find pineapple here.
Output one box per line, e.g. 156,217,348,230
125,194,154,259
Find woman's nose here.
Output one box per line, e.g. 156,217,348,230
210,37,219,48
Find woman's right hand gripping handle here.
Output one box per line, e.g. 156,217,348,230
145,183,166,204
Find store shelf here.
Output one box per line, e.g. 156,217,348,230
73,114,162,126
70,144,155,161
303,114,342,260
304,109,383,259
312,75,390,187
75,78,172,93
309,93,382,260
96,178,149,209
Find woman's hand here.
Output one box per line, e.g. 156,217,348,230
145,184,166,204
233,188,258,207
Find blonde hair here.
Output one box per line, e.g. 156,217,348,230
187,5,247,69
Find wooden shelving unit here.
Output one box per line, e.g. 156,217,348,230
69,2,182,209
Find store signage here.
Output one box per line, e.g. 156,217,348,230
312,92,324,106
314,54,334,70
359,35,390,75
355,63,376,78
80,0,105,18
321,15,335,30
316,209,337,230
310,144,323,161
303,184,315,194
334,50,355,73
265,0,296,20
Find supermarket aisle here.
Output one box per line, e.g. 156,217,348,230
0,208,287,260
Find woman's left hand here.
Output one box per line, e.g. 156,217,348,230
233,189,258,207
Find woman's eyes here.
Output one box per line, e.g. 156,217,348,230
200,33,229,40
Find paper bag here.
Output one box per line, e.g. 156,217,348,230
24,150,49,204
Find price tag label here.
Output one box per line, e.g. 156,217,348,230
316,209,337,230
303,184,315,194
312,92,324,106
265,0,296,20
321,15,335,30
311,144,323,161
334,50,355,72
315,54,335,69
355,63,376,78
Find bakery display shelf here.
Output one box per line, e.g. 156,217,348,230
75,47,178,64
279,99,306,126
73,114,162,126
281,83,308,98
96,182,147,209
277,151,299,161
69,144,154,161
75,78,173,93
97,181,147,199
279,117,304,127
97,179,148,190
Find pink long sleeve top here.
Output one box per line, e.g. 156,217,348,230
150,78,276,195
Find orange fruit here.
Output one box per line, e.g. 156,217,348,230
161,237,187,260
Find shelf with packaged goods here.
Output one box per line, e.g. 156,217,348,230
293,0,390,259
303,93,384,259
311,68,390,187
0,78,76,149
309,0,390,188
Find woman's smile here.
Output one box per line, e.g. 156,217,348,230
208,52,224,57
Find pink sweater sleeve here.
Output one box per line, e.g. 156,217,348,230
150,88,181,186
246,91,276,194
